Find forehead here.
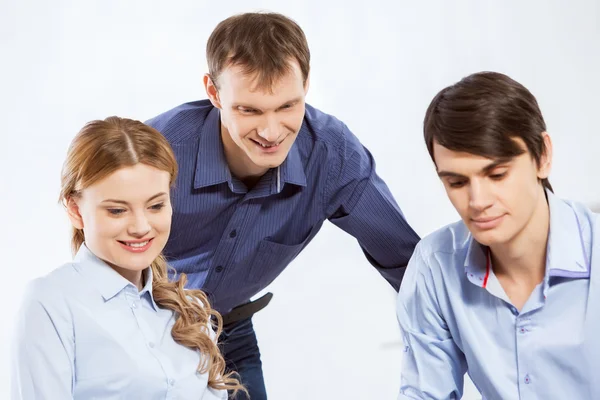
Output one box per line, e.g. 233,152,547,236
433,140,531,174
217,61,305,104
83,164,170,201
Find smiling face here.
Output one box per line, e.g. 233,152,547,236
67,163,172,283
433,136,552,247
205,60,308,179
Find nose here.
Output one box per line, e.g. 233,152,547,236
257,116,281,143
128,211,151,237
469,179,494,212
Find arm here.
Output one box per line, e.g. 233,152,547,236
325,123,420,290
396,245,467,400
11,281,74,399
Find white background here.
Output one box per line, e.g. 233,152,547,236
2,1,599,399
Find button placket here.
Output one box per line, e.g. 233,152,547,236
204,202,252,292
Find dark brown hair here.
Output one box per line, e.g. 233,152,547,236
424,71,553,192
206,12,310,91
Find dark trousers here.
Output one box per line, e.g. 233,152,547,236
219,317,267,400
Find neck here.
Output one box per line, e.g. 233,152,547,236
489,189,550,285
221,123,269,187
110,263,144,291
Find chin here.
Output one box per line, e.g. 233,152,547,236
252,156,285,169
471,229,510,247
116,252,159,270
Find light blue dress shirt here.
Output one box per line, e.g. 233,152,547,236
397,190,600,399
12,244,227,400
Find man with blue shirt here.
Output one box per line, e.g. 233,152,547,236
397,71,600,399
148,12,420,399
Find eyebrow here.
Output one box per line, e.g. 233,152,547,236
101,192,167,205
437,157,513,179
234,97,303,111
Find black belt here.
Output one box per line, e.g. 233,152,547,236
221,292,273,327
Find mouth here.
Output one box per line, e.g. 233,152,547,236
470,215,505,230
117,238,154,253
250,138,284,153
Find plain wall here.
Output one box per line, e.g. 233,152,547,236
2,1,599,398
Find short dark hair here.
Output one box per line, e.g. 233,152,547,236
424,71,552,192
206,12,310,91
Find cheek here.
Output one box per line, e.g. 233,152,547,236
225,114,255,137
84,212,127,242
499,173,536,213
152,210,172,235
286,110,305,131
446,189,469,217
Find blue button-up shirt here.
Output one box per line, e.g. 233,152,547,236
396,190,600,399
147,100,419,313
12,245,226,400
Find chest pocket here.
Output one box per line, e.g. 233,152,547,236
246,224,321,285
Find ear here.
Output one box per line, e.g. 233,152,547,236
66,197,84,230
537,132,553,179
203,73,222,109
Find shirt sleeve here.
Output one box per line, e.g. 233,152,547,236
324,123,420,290
11,280,75,400
396,245,467,400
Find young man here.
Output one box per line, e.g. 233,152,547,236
147,12,420,399
397,71,600,399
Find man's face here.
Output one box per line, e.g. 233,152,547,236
208,61,308,174
433,136,551,247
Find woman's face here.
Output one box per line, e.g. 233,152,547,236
68,163,172,284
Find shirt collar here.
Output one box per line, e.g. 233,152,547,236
193,107,231,189
464,189,591,287
139,266,159,311
545,189,590,279
279,127,307,187
73,244,158,310
193,106,307,191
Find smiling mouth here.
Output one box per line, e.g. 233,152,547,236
118,239,150,247
470,214,506,230
251,138,281,148
472,216,502,223
117,238,154,252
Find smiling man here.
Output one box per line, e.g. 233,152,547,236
396,72,600,399
147,12,420,399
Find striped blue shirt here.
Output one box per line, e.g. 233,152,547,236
147,100,419,312
397,190,600,399
12,244,226,400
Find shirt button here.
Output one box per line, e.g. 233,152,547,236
215,265,224,273
229,229,237,238
131,302,137,309
148,342,154,348
519,327,527,334
510,307,518,315
524,374,531,384
168,378,175,386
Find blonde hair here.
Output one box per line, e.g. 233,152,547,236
59,116,246,396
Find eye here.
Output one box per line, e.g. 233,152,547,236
238,107,257,114
149,202,165,211
107,208,126,215
279,104,292,110
489,172,507,180
449,180,467,188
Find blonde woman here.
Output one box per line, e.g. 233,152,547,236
12,117,245,399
